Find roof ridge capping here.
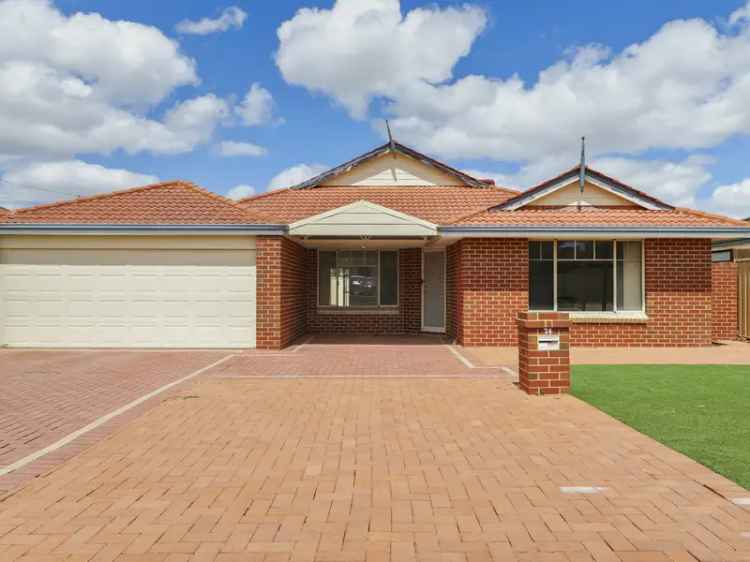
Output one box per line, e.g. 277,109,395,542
493,166,674,212
287,141,520,193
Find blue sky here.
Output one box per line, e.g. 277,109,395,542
2,0,750,215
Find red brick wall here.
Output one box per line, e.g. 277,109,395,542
712,259,738,340
449,238,713,348
451,238,528,346
306,248,422,335
571,239,713,346
446,242,463,342
256,236,307,349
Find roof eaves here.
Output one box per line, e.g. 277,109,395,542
439,224,750,239
0,223,288,234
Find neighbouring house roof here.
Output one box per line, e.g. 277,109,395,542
0,181,276,225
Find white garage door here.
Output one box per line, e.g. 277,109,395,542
0,248,256,348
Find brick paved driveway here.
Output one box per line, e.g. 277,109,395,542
0,349,231,497
1,350,749,561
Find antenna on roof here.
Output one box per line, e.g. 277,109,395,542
579,136,586,194
385,119,396,156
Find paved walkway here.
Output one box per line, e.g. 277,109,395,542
465,340,750,371
1,373,749,561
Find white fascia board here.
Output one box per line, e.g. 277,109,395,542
0,224,286,236
439,226,750,239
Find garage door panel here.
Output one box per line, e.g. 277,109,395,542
0,249,257,348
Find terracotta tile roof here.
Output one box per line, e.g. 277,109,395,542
0,181,276,225
452,205,750,228
239,185,518,224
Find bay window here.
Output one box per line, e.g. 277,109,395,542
529,241,643,313
318,250,398,308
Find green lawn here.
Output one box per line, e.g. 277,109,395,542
571,365,750,490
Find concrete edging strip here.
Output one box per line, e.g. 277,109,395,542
0,353,235,478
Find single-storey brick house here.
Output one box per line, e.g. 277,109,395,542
1,142,749,349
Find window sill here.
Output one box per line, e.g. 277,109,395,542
317,307,400,315
568,311,648,324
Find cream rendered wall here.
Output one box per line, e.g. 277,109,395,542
322,152,463,186
529,181,632,206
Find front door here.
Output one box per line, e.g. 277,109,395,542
422,250,446,333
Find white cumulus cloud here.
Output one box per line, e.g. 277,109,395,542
277,0,750,165
708,178,750,218
218,141,268,157
276,0,487,119
0,160,159,208
176,6,247,35
236,83,276,126
226,184,256,200
0,0,243,159
267,163,328,189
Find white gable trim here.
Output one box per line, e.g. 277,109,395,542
288,200,438,237
503,172,669,211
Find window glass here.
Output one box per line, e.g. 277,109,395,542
576,241,594,260
349,266,378,306
318,251,336,306
616,241,643,311
318,250,397,307
595,241,613,260
379,251,398,306
711,251,732,263
529,241,554,310
558,261,614,311
558,240,576,260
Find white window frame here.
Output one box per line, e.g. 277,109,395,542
528,240,646,315
317,249,400,308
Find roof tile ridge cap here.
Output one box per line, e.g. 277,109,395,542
177,181,250,211
445,204,504,225
674,206,750,226
238,186,292,204
176,182,282,223
12,180,188,215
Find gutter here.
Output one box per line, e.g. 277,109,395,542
0,224,288,235
439,226,750,239
712,237,750,250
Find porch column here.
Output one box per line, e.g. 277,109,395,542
517,312,570,395
256,236,307,349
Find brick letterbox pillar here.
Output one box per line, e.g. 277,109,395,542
517,312,571,395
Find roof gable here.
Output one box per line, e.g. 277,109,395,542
321,151,461,187
288,200,437,237
291,142,493,189
498,167,673,211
